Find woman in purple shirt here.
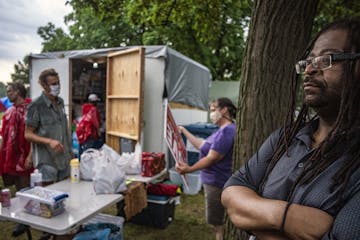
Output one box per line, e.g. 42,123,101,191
176,97,236,240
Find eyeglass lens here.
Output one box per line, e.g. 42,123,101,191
295,55,332,74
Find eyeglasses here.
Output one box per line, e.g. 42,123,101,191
295,53,360,74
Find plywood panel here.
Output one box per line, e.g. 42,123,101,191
107,135,120,153
106,47,144,151
107,99,140,139
108,49,142,96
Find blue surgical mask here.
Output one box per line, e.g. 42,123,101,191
49,84,60,96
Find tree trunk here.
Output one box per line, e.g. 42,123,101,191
224,0,319,239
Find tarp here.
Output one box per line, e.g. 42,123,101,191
29,46,211,110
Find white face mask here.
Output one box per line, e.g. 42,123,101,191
210,110,222,124
49,84,60,97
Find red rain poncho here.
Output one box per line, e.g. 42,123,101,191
76,103,101,144
0,101,32,175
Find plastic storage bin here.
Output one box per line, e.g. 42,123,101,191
16,187,68,218
182,123,218,166
85,213,125,228
130,195,176,229
168,168,202,195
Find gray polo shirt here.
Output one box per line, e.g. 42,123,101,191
225,119,360,239
25,93,72,170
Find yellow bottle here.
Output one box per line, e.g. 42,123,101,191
70,158,80,183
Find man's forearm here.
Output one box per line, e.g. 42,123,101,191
221,186,334,239
221,186,286,231
252,230,289,240
25,131,51,145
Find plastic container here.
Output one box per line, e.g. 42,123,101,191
72,131,80,158
1,188,11,207
70,158,80,183
168,168,182,185
16,186,68,218
30,169,42,187
168,168,202,195
81,213,124,240
130,196,176,229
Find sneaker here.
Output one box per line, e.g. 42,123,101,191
11,224,29,237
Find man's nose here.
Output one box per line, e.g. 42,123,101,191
304,63,318,75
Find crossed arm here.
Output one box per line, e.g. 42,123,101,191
221,186,333,240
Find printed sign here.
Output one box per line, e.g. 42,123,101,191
165,105,188,165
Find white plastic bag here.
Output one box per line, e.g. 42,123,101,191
101,144,127,168
80,148,103,180
122,142,142,175
93,157,127,194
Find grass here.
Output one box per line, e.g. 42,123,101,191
0,180,214,240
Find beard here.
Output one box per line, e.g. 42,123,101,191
303,78,342,109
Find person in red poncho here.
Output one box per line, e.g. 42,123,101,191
76,93,104,158
0,82,34,237
0,82,33,189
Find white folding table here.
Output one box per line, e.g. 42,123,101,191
0,179,123,236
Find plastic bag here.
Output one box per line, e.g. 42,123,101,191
101,142,142,175
80,148,103,180
101,144,127,168
121,142,142,175
93,144,127,194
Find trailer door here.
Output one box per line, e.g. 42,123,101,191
106,47,145,153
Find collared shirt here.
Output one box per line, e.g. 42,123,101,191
25,93,72,170
224,119,360,239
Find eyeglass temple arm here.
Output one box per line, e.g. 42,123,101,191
331,53,360,61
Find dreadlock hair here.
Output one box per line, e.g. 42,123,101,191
258,18,360,211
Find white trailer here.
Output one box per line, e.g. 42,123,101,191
29,46,211,155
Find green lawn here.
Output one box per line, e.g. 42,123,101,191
0,180,214,240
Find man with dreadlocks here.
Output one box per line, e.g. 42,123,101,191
222,18,360,240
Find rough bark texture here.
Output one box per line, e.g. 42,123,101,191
224,0,319,239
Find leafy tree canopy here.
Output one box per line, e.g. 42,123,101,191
38,0,252,81
10,0,360,83
11,55,30,84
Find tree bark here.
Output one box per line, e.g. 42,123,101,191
224,0,319,239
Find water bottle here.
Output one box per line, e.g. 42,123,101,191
70,158,80,183
30,169,42,187
72,131,80,158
